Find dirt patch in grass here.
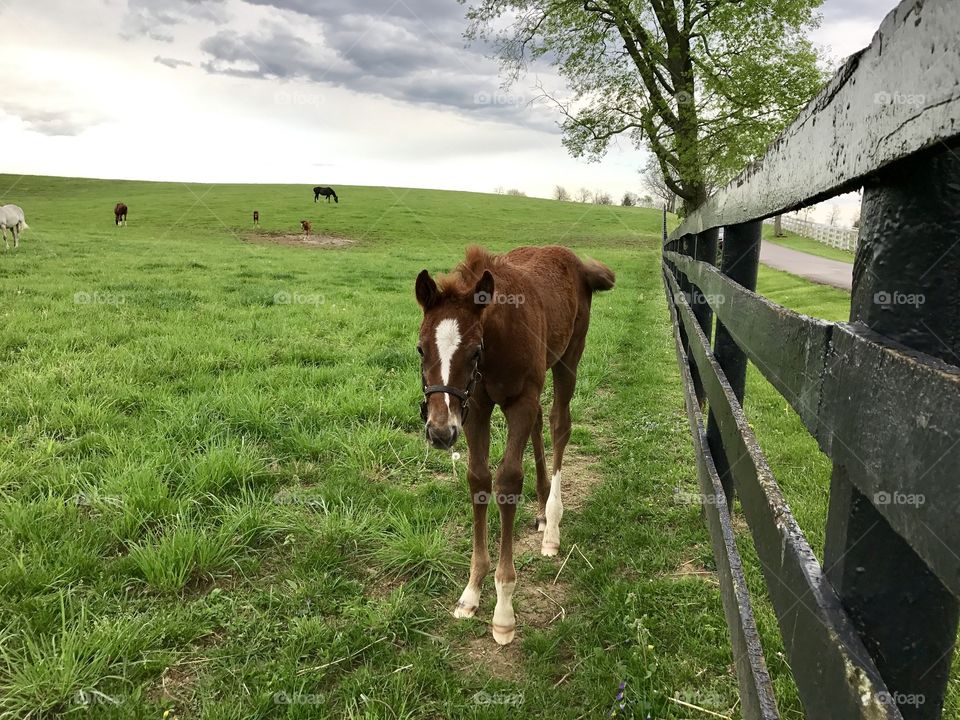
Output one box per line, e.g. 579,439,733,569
148,662,199,708
663,558,718,585
245,231,354,249
455,636,525,683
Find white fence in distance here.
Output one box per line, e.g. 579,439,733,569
767,215,858,252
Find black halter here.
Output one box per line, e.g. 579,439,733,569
420,339,484,424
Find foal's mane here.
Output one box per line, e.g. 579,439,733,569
438,246,502,296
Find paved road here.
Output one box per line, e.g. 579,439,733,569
759,241,853,291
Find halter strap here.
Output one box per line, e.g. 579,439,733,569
420,339,484,423
422,384,471,402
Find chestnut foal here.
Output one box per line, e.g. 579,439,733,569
415,246,614,644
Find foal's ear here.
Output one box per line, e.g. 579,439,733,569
472,270,495,310
415,269,439,309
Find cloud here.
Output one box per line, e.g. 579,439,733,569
821,0,897,22
154,55,193,68
121,0,229,41
1,104,104,136
197,9,557,132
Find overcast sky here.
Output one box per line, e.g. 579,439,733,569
1,0,899,211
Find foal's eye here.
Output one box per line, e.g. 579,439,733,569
416,345,424,357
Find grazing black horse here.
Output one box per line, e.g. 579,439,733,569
313,186,339,203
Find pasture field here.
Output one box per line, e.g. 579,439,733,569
0,175,953,719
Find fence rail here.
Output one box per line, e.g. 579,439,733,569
766,215,858,251
661,0,960,718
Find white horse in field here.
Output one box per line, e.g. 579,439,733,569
1,205,29,251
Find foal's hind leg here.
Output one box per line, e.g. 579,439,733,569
543,335,587,556
532,405,549,533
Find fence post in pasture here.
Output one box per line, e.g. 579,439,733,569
692,228,719,338
674,233,710,403
688,228,720,406
705,220,762,506
824,147,960,720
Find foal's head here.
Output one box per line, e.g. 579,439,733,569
415,268,494,449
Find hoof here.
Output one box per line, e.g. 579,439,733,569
453,602,478,619
541,541,560,557
535,516,547,532
492,623,516,645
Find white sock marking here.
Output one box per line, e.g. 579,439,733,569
434,318,461,411
542,470,563,555
456,584,481,614
492,577,516,642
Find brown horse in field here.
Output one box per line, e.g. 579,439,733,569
415,245,614,644
114,203,128,226
300,219,312,235
253,210,260,227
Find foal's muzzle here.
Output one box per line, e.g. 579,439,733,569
425,423,459,450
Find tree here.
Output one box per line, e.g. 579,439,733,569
773,214,785,237
554,185,571,201
593,191,613,205
465,0,825,214
622,191,637,206
506,188,527,197
641,153,678,214
576,187,592,203
827,204,841,227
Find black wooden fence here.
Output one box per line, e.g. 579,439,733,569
661,1,960,718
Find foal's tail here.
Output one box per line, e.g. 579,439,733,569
582,258,615,292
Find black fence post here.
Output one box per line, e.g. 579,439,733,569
706,221,762,506
824,147,960,720
692,228,720,340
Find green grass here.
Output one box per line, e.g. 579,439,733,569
762,226,856,263
1,174,953,718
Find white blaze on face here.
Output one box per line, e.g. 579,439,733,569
434,318,462,410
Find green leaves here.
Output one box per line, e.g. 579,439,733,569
464,0,827,212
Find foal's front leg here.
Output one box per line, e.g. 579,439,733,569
491,396,539,645
454,398,493,619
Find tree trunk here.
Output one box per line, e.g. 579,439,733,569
774,214,784,237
